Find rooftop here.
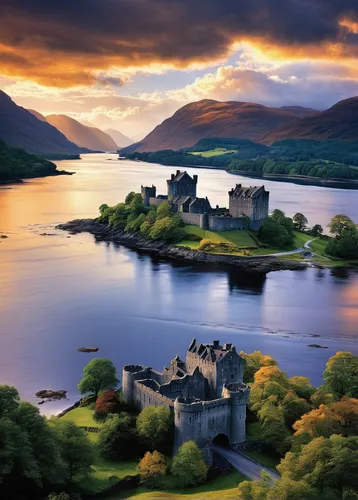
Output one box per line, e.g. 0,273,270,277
229,184,265,198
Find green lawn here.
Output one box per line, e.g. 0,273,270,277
179,225,257,250
190,148,238,158
61,405,103,428
75,456,138,494
114,471,246,500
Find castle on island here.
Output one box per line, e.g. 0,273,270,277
141,170,269,231
123,339,250,463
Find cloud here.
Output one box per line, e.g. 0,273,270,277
2,0,358,86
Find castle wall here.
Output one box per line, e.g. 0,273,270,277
186,351,217,400
179,212,201,226
141,186,156,207
229,195,253,219
208,216,246,232
149,197,166,207
133,380,174,411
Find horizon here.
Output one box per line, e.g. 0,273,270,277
2,1,358,137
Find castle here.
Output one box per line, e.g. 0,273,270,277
141,170,269,231
122,339,250,463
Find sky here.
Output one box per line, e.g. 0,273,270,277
2,0,358,139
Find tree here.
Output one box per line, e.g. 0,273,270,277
326,231,358,259
257,401,291,454
293,398,358,439
136,406,173,452
289,376,315,401
125,191,136,204
51,419,94,483
240,351,277,383
323,352,358,398
156,201,171,219
138,450,168,488
0,386,64,498
238,470,272,500
254,366,290,388
278,435,358,495
328,214,357,237
98,412,139,460
292,213,308,231
94,389,122,420
171,441,208,487
311,224,323,237
78,358,118,398
267,477,316,500
282,392,311,428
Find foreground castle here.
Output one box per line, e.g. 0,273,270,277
141,170,269,231
123,340,250,463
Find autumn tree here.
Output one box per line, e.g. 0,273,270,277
323,352,358,398
240,351,277,383
289,376,315,401
78,358,118,398
171,441,208,487
138,450,168,488
94,389,122,419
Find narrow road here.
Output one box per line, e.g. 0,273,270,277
212,444,280,482
266,238,317,257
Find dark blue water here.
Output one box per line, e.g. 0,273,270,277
0,154,357,414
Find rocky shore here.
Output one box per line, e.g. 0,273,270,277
57,218,307,274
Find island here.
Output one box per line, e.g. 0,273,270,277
58,170,358,272
0,140,74,183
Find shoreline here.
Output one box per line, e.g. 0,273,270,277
57,218,308,274
0,170,74,186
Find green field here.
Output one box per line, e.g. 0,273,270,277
179,225,257,251
190,148,238,158
114,470,246,500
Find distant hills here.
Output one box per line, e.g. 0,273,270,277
0,91,83,155
261,97,358,144
122,99,318,153
44,115,118,151
105,128,133,147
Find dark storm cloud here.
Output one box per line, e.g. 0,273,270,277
1,0,358,85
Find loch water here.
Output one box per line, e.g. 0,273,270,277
0,154,357,413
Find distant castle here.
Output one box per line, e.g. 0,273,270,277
141,170,269,231
123,340,250,463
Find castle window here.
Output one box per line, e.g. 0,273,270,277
231,374,234,379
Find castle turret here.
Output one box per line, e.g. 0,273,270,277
173,397,204,455
222,382,250,444
122,365,151,402
141,185,156,206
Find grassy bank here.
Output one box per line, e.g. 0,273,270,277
114,470,246,500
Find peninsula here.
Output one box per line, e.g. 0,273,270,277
57,169,358,272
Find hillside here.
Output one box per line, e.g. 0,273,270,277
262,97,358,144
45,115,118,151
0,91,83,155
122,99,314,153
0,140,70,181
105,128,133,147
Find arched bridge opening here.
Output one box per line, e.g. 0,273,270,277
212,434,230,469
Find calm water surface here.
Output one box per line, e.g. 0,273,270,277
0,154,357,413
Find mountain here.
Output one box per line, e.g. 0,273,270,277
0,91,83,155
279,106,319,118
105,128,133,147
122,99,314,153
45,115,118,151
262,97,358,144
28,109,47,122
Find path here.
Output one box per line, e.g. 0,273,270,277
212,444,280,482
265,238,318,257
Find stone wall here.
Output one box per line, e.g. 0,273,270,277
208,216,245,232
133,380,174,410
179,212,201,226
149,197,166,207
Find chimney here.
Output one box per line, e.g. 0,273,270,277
176,170,180,176
213,340,220,347
193,174,198,183
224,343,232,351
171,174,174,180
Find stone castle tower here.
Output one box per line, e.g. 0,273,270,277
229,184,269,230
122,339,250,463
167,170,198,199
141,185,156,207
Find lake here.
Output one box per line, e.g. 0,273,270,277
0,153,357,414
